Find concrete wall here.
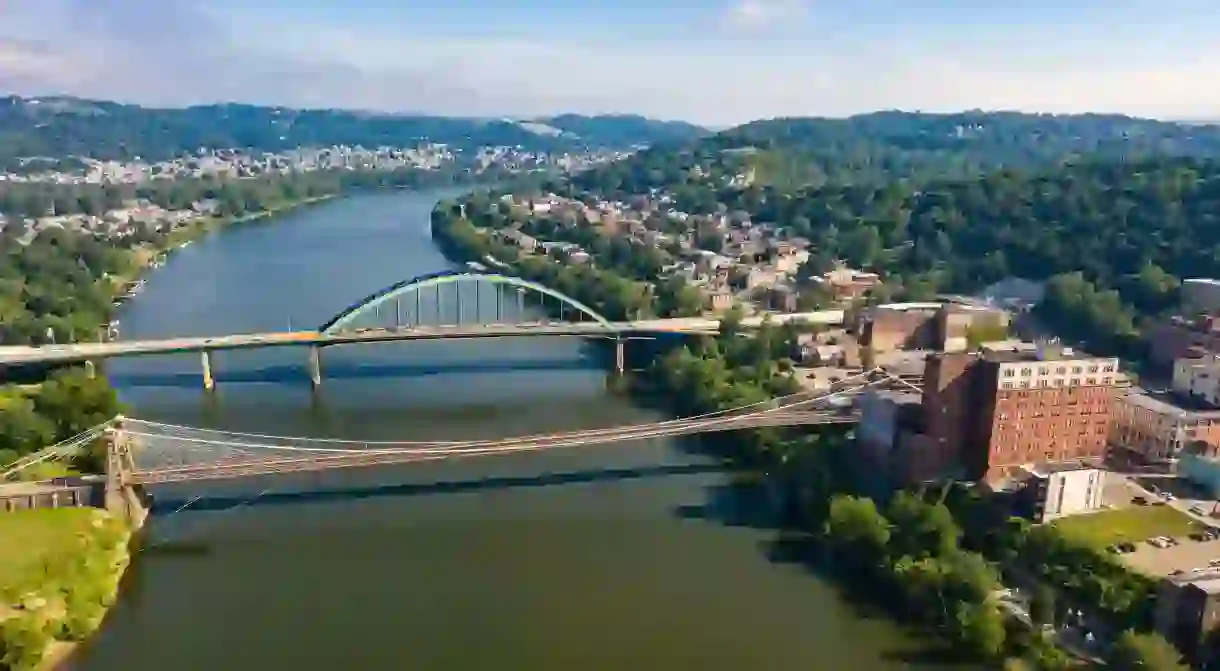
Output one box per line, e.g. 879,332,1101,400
1041,469,1106,520
0,484,100,512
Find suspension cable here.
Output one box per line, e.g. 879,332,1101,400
120,374,905,480
121,367,917,450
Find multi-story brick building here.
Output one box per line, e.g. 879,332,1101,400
922,343,1119,483
1111,389,1220,462
859,303,1010,354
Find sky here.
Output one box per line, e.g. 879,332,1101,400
2,0,1219,126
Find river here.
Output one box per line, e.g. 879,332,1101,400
69,188,953,670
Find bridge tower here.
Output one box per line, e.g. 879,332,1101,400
103,419,149,530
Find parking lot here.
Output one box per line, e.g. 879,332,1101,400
1102,474,1220,576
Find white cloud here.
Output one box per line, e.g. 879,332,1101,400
720,0,810,30
2,0,1219,126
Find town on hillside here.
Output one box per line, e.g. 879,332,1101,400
469,185,1220,658
0,146,629,244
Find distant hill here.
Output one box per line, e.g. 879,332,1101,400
573,110,1220,192
0,95,709,163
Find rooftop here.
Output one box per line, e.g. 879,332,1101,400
1124,388,1220,419
867,389,923,406
1026,461,1105,476
1168,569,1220,594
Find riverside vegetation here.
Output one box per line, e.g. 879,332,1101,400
430,186,1190,669
10,109,1220,669
0,167,518,670
0,510,131,671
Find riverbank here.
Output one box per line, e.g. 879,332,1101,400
0,509,133,671
426,197,1110,669
107,194,338,308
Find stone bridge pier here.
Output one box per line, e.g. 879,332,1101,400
103,423,150,530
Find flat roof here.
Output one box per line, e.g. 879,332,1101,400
1125,388,1220,419
866,389,922,406
1028,461,1104,476
1169,569,1220,594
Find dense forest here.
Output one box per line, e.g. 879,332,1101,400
575,111,1220,191
569,154,1220,361
0,96,708,164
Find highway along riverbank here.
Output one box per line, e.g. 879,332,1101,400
67,188,960,671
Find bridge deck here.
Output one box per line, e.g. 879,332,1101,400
127,411,858,485
0,311,844,365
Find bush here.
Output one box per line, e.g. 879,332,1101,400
0,616,50,671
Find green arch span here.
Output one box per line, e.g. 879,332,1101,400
320,272,616,334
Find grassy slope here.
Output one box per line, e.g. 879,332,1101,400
0,508,122,605
1051,505,1204,547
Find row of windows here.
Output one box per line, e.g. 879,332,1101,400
995,424,1108,436
1002,363,1116,377
1001,377,1114,389
999,388,1112,400
997,408,1109,420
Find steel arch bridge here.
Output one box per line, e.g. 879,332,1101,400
318,270,616,334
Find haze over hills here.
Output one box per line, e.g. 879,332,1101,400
574,110,1220,191
0,95,710,163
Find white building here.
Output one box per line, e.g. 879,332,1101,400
1174,354,1220,407
1020,464,1107,522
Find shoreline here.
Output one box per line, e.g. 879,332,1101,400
106,194,339,308
42,518,146,671
32,185,461,670
424,199,1051,667
0,509,138,671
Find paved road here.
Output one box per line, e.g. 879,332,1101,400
0,311,845,365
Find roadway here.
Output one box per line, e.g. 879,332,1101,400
0,311,845,366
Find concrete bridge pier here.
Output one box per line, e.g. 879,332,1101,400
614,337,625,375
201,350,215,391
308,345,323,388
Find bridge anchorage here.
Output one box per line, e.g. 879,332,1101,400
0,368,921,524
203,270,626,391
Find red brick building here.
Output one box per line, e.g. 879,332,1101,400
910,344,1118,483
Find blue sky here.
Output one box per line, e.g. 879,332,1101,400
2,0,1218,125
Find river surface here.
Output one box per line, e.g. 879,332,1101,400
70,189,952,670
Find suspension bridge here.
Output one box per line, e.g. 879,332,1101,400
1,368,921,524
0,270,844,387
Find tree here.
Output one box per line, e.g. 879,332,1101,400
31,370,121,442
953,601,1007,660
0,615,49,671
1029,583,1056,626
887,491,962,559
1109,630,1189,671
824,495,891,568
0,389,55,459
